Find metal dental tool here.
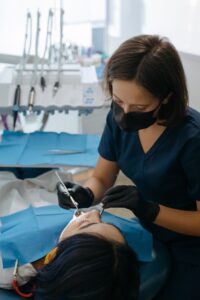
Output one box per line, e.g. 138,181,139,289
55,171,104,217
53,8,64,96
40,9,54,91
13,11,32,130
13,85,21,131
27,86,36,112
55,171,81,215
28,10,41,112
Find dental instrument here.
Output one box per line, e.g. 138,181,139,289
13,85,21,131
27,86,35,112
48,149,85,155
13,11,32,130
55,171,104,216
53,8,64,96
55,171,81,215
40,9,54,92
28,10,41,112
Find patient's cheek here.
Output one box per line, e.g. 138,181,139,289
59,217,75,241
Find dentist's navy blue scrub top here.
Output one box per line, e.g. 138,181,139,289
98,106,200,265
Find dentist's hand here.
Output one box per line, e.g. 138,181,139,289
102,185,160,223
57,181,94,210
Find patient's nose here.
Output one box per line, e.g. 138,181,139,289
85,210,101,221
123,103,132,113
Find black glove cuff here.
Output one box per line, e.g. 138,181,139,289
142,203,160,223
150,204,160,223
85,187,94,202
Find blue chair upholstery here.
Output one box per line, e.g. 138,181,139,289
139,240,170,300
0,289,22,299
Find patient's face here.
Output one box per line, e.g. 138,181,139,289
59,210,125,244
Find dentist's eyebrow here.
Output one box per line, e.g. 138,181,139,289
112,93,148,107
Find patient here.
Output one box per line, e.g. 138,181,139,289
0,205,169,300
33,210,140,300
0,208,140,300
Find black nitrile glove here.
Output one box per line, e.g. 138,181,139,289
57,181,94,210
102,185,160,223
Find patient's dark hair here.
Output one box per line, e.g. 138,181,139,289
34,233,140,300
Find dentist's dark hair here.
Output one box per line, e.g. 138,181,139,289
34,233,140,300
104,34,188,127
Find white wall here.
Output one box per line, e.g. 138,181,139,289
0,0,106,56
0,0,57,56
106,0,200,55
106,0,200,111
142,0,200,55
142,0,200,111
106,0,144,54
180,52,200,110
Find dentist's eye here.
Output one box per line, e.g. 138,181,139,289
133,105,147,111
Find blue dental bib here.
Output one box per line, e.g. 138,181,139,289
0,205,153,268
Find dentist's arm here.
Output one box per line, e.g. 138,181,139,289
154,201,200,237
84,156,119,202
102,185,200,237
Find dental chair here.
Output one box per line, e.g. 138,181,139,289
0,290,22,300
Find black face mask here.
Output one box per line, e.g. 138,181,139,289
112,102,159,132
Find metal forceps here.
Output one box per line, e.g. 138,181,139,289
55,171,81,216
